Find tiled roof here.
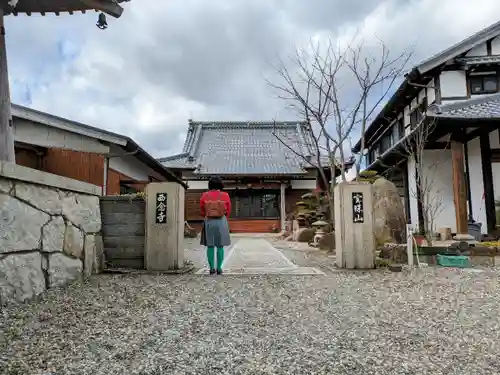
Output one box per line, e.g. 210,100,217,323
158,121,318,175
427,93,500,119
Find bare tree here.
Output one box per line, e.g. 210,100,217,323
267,36,412,224
401,115,445,246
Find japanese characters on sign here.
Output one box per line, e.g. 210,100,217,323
155,193,168,224
352,192,364,223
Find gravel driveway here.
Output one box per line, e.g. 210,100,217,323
2,241,500,374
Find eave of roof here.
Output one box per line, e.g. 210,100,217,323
351,68,420,153
416,20,500,74
352,20,500,153
5,0,127,18
12,104,186,187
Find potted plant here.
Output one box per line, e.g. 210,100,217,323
412,230,426,246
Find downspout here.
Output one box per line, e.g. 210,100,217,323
102,155,109,196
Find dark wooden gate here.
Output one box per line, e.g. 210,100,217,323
100,196,146,269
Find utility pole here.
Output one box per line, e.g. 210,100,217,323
0,6,15,162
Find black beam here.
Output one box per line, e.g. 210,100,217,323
424,141,449,150
480,133,496,232
466,125,500,142
413,153,425,233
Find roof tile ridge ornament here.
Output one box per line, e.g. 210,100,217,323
427,103,443,115
182,120,196,153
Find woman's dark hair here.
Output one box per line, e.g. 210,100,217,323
208,176,224,191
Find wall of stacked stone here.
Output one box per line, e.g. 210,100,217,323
0,162,103,306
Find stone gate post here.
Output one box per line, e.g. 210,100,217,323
144,182,185,271
334,182,375,269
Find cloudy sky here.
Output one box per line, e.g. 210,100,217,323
5,0,500,157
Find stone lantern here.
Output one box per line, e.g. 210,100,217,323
311,220,328,247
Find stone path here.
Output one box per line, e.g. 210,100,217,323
195,238,324,275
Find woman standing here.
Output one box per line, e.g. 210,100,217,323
200,176,231,275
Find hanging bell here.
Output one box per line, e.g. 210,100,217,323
96,12,108,30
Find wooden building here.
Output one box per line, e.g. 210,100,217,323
353,20,500,236
12,104,184,194
159,120,346,233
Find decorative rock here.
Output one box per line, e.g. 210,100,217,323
47,253,82,288
62,195,101,233
318,232,335,251
42,216,65,252
389,264,403,272
372,178,406,245
83,234,97,277
0,195,49,253
0,252,46,304
294,227,316,243
0,178,12,194
379,243,408,263
63,223,84,259
276,230,291,240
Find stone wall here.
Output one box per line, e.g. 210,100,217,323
0,162,103,306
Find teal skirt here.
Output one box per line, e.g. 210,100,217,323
200,216,231,247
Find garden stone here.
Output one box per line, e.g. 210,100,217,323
293,228,316,242
372,178,406,245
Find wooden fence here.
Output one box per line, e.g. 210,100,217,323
100,196,146,269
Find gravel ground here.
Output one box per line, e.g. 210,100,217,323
2,264,500,374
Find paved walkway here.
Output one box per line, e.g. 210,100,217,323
195,238,324,275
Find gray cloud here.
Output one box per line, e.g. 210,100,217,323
5,0,500,157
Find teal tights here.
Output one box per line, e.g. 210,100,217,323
207,246,224,271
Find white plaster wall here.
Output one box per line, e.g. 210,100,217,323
403,107,411,135
439,71,467,98
406,156,419,227
408,140,495,234
427,79,436,104
467,137,487,232
492,36,500,54
290,179,317,189
407,150,456,232
490,131,500,206
421,149,456,232
187,180,209,190
465,43,488,56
